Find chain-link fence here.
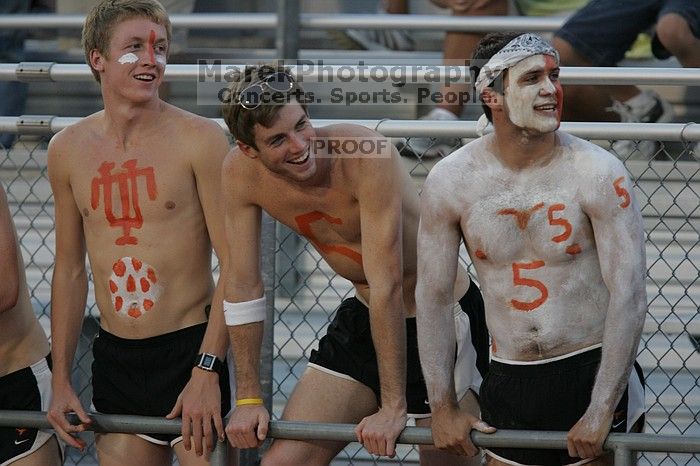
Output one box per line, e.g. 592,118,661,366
1,128,698,465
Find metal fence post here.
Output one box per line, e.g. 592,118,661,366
239,213,277,466
276,0,299,62
210,438,228,466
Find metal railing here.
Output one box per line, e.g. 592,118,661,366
1,116,699,142
0,13,565,32
1,62,700,86
1,411,698,466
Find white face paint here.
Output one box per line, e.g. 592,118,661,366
504,55,560,133
109,256,162,319
155,54,167,66
117,52,139,64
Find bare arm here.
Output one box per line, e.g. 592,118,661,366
220,153,268,449
0,185,19,312
45,131,92,449
167,121,231,454
416,161,494,457
415,165,460,409
568,158,647,459
352,138,407,458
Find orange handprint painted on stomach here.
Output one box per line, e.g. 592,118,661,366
109,257,162,319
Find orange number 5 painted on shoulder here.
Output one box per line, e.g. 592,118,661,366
511,260,548,312
613,176,631,209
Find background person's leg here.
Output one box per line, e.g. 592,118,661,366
95,433,172,466
261,366,379,466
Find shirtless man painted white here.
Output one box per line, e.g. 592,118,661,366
0,184,63,466
219,65,491,465
45,2,233,465
416,33,647,466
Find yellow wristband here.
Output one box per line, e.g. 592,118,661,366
235,398,264,407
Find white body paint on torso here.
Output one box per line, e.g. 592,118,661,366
117,52,139,64
505,55,559,133
109,256,162,319
433,133,637,361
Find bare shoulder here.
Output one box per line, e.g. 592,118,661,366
163,104,229,153
426,137,487,185
49,112,103,157
316,123,378,139
221,146,261,201
560,132,626,176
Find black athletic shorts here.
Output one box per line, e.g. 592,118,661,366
481,346,645,465
92,322,231,445
0,354,63,465
308,280,488,416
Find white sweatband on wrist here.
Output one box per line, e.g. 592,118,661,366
224,297,266,326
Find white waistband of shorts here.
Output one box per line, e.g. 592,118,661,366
491,343,603,366
30,356,51,377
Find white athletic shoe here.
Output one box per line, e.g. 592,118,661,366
609,90,674,160
405,108,462,159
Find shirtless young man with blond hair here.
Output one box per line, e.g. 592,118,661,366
0,184,63,466
219,65,491,465
46,1,233,465
416,32,647,466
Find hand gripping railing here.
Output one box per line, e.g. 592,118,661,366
0,411,698,466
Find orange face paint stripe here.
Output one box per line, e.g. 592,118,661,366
294,211,363,266
147,29,156,64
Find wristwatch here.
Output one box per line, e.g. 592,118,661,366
194,352,224,373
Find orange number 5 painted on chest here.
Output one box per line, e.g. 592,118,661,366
547,204,572,243
511,260,548,312
613,176,631,209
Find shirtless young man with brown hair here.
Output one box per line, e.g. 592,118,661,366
417,33,647,466
0,184,63,466
45,1,233,465
219,65,492,465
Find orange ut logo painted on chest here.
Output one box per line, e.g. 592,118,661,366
294,211,363,266
91,159,158,246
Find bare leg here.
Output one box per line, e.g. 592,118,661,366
552,36,638,121
383,0,409,14
439,0,508,117
260,366,378,466
12,436,62,466
656,13,700,67
416,389,482,466
96,433,172,466
174,439,239,466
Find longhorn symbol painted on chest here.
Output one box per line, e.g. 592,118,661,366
294,210,363,266
91,159,158,246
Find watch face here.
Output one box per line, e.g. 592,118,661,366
202,354,215,369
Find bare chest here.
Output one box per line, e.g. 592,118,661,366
462,178,593,266
262,187,363,264
70,150,198,245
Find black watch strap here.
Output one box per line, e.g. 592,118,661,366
195,352,224,373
